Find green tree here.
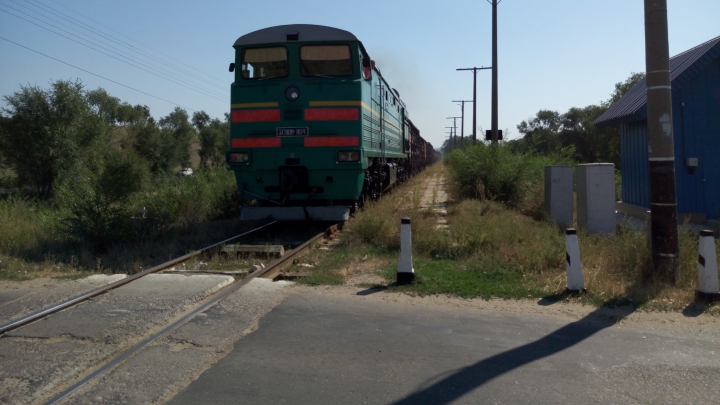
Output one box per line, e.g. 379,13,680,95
0,80,108,199
134,107,195,173
515,110,562,155
58,148,150,252
193,111,229,168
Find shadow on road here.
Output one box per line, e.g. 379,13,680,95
356,282,397,296
391,304,635,405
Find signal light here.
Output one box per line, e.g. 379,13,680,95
338,151,360,162
228,152,249,163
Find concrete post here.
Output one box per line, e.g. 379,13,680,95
576,163,615,235
544,166,573,227
697,230,719,302
397,217,415,285
565,228,585,292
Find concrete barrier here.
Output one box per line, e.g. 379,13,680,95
397,217,415,285
544,166,573,227
576,163,615,235
565,228,586,292
697,230,720,302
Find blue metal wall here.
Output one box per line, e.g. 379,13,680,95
620,57,720,219
620,121,649,209
673,56,720,219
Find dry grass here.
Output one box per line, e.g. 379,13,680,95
328,161,720,312
578,223,708,307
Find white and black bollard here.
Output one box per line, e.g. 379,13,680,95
697,230,720,302
565,228,586,292
397,217,415,285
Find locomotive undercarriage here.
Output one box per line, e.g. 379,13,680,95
357,157,408,210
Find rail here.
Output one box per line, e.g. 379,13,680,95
0,221,278,335
42,222,339,405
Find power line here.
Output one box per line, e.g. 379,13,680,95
0,6,227,102
42,0,228,87
0,36,198,112
21,0,229,91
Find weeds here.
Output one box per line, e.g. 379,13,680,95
308,160,719,312
412,185,421,208
444,142,572,207
0,168,248,279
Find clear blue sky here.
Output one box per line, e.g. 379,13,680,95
1,0,718,148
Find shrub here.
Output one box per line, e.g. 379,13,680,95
444,143,572,208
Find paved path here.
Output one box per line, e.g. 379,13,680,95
168,286,720,405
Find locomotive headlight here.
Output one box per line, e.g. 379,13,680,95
285,86,300,101
228,152,249,163
337,151,360,162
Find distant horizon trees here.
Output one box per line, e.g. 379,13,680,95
509,72,646,167
440,72,646,165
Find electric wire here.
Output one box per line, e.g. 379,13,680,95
9,0,227,94
0,36,197,112
0,5,227,103
40,0,229,87
19,0,229,92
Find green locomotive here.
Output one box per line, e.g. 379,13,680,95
227,24,435,221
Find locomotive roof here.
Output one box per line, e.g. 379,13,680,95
234,24,359,47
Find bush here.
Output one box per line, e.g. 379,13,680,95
444,143,572,208
138,168,239,229
56,150,149,252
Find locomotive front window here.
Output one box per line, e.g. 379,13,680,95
300,45,353,77
241,47,289,79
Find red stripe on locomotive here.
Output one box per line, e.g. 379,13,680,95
231,138,282,148
231,109,281,123
304,108,359,121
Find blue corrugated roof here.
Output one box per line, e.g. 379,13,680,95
594,35,720,127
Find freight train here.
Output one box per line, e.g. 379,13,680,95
226,24,439,221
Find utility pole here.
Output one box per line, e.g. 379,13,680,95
487,0,501,143
453,100,473,145
445,127,455,147
644,0,679,283
457,67,491,142
448,117,461,147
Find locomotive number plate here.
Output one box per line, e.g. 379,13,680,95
276,127,309,137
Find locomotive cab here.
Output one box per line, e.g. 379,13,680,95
227,25,424,221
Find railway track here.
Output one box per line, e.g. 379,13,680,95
0,220,340,404
0,221,279,335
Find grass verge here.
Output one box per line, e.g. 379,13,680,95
294,163,720,314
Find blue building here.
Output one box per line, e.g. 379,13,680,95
594,35,720,222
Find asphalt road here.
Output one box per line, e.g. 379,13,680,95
168,287,720,405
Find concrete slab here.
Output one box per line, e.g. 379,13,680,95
0,274,127,325
0,274,233,404
167,288,720,405
5,274,233,342
0,338,117,403
62,278,294,405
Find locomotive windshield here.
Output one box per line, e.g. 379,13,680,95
241,47,289,79
300,45,353,77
